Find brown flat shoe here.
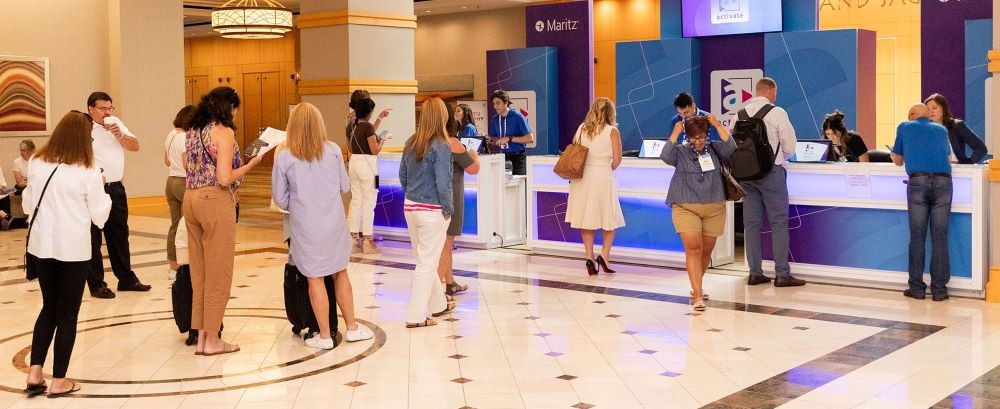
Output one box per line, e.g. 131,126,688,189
202,342,240,356
405,318,438,328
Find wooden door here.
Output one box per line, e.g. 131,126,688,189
184,77,195,106
259,71,281,166
240,72,264,155
190,75,210,107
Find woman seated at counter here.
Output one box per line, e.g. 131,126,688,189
925,93,989,164
660,115,734,312
823,110,868,162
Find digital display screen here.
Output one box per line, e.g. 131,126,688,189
681,0,783,38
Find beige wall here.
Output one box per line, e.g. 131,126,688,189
415,8,526,101
0,0,111,181
0,0,184,197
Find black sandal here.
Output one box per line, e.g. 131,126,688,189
432,301,457,317
23,381,46,397
47,382,80,399
405,318,438,328
445,281,468,296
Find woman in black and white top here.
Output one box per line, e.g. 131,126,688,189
164,105,194,280
23,111,112,398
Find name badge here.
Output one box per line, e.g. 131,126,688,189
698,153,715,172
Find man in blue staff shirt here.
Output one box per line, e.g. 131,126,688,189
488,90,535,175
891,103,953,302
669,92,720,142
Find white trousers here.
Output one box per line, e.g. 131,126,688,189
348,154,378,235
404,204,449,324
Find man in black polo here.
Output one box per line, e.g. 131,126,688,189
87,92,151,298
891,103,953,301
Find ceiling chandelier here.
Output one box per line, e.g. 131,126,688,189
211,0,293,39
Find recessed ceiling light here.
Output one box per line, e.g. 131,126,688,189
462,6,467,8
425,10,431,12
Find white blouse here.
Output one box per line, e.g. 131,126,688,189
164,128,186,177
23,159,112,262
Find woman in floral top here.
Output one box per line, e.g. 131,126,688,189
183,87,264,356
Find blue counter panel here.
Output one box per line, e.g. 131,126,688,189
760,205,972,278
534,191,685,252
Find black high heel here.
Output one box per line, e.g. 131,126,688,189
585,259,598,276
596,255,616,273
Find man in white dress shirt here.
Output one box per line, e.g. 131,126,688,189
738,78,806,287
86,92,151,299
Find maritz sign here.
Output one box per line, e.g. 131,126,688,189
534,18,580,32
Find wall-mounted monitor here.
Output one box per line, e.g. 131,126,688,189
681,0,783,38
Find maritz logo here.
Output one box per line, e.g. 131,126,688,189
710,69,762,127
711,0,749,24
535,19,579,32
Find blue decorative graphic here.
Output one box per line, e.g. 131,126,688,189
486,47,560,155
616,39,701,151
964,19,991,144
764,30,860,139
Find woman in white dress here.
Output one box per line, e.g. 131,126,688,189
564,97,625,276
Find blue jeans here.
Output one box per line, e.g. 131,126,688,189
906,175,952,296
741,166,791,277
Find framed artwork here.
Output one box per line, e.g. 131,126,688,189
0,55,50,136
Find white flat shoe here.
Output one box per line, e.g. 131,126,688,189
690,290,709,300
345,326,374,342
305,335,334,350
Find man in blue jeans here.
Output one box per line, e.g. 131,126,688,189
892,104,953,301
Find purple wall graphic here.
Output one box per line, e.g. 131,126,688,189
526,1,594,151
921,0,992,119
698,35,765,111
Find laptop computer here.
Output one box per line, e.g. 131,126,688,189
789,139,831,163
638,139,669,158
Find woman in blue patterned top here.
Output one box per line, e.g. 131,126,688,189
660,115,734,312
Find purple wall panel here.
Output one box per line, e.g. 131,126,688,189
921,1,992,118
698,35,765,108
526,1,594,150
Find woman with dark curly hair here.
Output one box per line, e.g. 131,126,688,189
184,86,265,356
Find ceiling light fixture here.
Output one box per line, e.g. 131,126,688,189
211,0,293,39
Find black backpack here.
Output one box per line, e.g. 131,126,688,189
729,104,779,181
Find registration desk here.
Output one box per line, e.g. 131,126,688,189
526,157,988,297
372,152,526,249
526,156,737,267
772,162,988,295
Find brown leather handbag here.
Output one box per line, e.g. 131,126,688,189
553,133,588,180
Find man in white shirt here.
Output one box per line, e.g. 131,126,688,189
738,78,806,287
86,92,151,299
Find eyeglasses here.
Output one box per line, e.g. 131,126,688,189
94,106,115,113
687,135,707,141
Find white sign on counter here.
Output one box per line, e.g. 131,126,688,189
845,174,872,198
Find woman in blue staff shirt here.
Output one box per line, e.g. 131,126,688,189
488,90,535,175
925,93,988,164
455,104,478,138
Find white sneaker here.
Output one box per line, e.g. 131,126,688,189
167,269,177,281
344,326,374,342
304,335,335,350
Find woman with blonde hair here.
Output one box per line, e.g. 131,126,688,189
273,103,373,348
400,97,455,328
565,97,625,276
24,111,112,398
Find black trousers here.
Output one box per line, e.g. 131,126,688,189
0,196,9,219
505,152,527,176
88,182,139,290
29,254,88,378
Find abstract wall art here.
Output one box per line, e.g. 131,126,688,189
0,56,49,136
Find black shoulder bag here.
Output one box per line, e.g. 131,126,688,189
24,164,60,281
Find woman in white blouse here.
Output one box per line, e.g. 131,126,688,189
164,105,194,279
22,111,112,398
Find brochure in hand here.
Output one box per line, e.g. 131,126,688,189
245,127,287,158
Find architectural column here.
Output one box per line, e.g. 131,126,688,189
986,0,1000,302
108,0,185,197
297,0,416,148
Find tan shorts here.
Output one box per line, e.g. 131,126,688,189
671,202,727,237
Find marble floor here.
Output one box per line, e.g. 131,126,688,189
1,176,999,408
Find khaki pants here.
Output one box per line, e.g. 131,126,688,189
183,187,236,333
165,176,186,262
